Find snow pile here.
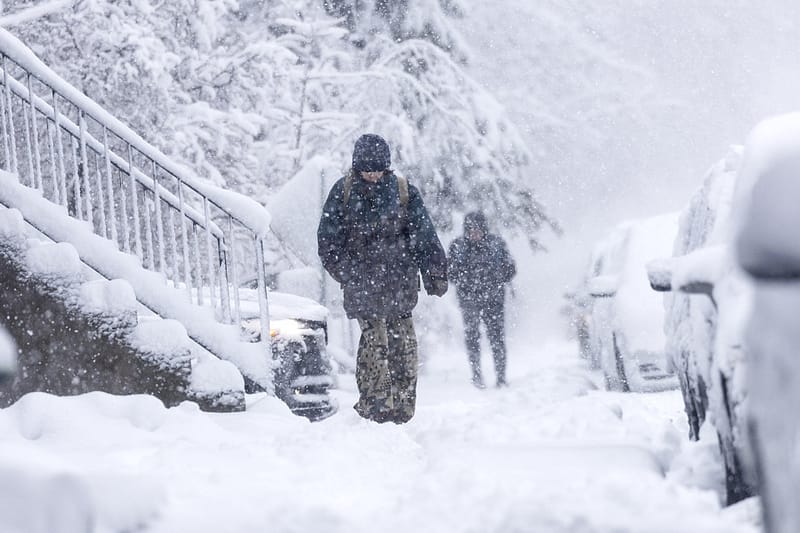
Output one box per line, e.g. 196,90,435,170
25,241,83,280
131,319,192,359
78,279,138,318
0,392,166,533
189,355,245,396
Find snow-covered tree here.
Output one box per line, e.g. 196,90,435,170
1,0,557,251
322,0,468,61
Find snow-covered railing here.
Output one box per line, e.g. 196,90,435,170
0,28,270,350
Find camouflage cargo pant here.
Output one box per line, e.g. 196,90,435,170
354,316,418,424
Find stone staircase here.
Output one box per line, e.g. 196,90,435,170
0,29,278,411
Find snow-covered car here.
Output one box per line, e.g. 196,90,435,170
734,114,800,531
647,147,756,504
583,213,679,392
239,284,337,421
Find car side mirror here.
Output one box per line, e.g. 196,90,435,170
587,275,618,298
647,248,723,308
647,259,673,292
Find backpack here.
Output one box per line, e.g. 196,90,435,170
343,169,409,209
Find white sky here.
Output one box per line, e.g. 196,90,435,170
460,0,800,337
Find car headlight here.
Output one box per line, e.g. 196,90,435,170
269,319,306,338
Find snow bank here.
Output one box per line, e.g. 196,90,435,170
0,393,165,533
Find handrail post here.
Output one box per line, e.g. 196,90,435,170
227,216,241,326
167,207,180,285
21,89,34,187
78,111,93,226
152,159,166,274
69,136,83,220
45,118,60,205
53,90,67,209
177,179,192,302
218,245,232,323
255,236,271,351
26,73,42,190
3,55,18,174
0,55,10,169
203,197,217,311
101,126,118,244
143,192,155,270
127,143,143,260
192,224,203,306
93,151,108,238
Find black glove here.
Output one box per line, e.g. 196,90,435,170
426,279,448,297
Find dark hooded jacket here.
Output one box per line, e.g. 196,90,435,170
317,170,448,319
448,212,516,307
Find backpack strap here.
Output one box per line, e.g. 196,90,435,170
396,173,409,207
343,168,354,206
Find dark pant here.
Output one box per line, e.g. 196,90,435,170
460,300,507,384
354,316,418,423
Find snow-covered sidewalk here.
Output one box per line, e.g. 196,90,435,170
0,338,760,532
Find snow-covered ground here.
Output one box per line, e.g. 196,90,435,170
0,336,760,533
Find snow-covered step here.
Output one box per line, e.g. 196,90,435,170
0,205,245,411
0,171,272,394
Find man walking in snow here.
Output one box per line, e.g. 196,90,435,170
448,212,516,388
317,134,448,423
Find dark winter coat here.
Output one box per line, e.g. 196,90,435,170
317,171,448,319
448,233,516,307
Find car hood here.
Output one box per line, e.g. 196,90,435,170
238,289,328,323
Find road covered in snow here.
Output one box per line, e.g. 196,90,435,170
0,338,761,532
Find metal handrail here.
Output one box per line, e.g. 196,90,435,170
0,28,271,358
